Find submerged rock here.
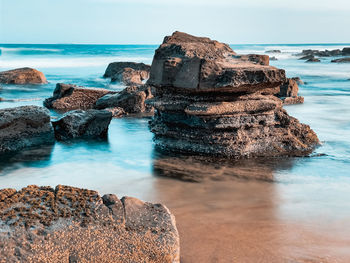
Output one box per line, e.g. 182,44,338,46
306,58,321,63
44,83,115,111
147,31,319,158
0,106,54,154
95,85,154,115
52,109,112,140
0,185,179,263
103,62,151,85
331,57,350,63
0,67,47,84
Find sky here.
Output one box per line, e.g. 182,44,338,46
0,0,349,44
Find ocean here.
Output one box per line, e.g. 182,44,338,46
1,43,350,261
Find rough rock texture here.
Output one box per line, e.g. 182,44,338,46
306,58,321,63
147,32,319,158
331,57,350,63
52,109,112,140
44,83,115,111
0,185,179,263
277,78,304,105
95,85,154,115
103,62,151,85
0,106,54,154
0,68,47,84
291,77,304,85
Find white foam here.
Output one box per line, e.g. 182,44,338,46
0,47,62,52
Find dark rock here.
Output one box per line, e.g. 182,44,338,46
306,58,321,63
299,55,315,60
331,57,350,63
147,31,285,93
278,78,299,97
0,67,47,84
0,106,54,154
147,32,319,158
297,49,341,57
44,83,115,111
103,62,151,85
342,47,350,55
270,56,278,61
265,50,281,53
52,109,112,140
95,85,154,115
0,185,179,262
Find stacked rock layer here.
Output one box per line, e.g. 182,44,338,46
147,32,319,158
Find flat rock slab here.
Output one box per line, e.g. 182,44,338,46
0,106,54,154
0,68,47,84
44,83,115,111
0,185,179,263
52,109,112,140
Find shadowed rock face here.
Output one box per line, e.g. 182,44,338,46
147,31,319,158
44,83,115,111
0,106,54,154
52,109,112,140
0,185,179,263
277,78,304,105
0,68,47,84
104,62,151,85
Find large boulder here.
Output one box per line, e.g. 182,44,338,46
147,32,319,158
0,106,54,154
342,47,350,55
95,85,154,115
44,83,115,111
52,109,112,140
0,67,47,84
103,62,151,85
0,185,180,262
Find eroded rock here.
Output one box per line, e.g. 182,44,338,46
331,57,350,63
147,31,319,158
0,185,179,263
0,68,47,84
0,106,54,154
44,83,115,111
103,62,151,85
52,109,112,140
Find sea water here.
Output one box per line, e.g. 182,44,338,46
1,43,350,261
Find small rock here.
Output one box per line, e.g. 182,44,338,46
104,62,151,85
306,58,321,63
0,67,47,84
291,77,304,85
331,57,350,63
52,109,112,140
270,56,278,61
265,50,281,53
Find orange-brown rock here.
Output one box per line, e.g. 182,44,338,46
0,67,47,84
44,83,115,111
104,62,151,85
0,185,179,262
147,32,319,158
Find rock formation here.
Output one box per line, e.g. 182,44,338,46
44,83,115,111
277,78,304,105
331,57,350,63
306,58,321,63
103,62,151,85
52,109,112,140
0,185,179,262
95,85,154,115
0,106,54,154
265,50,281,53
147,31,319,158
0,68,47,84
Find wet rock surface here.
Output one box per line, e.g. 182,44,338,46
103,62,151,85
44,83,115,111
331,57,350,63
0,185,179,263
52,109,112,140
0,68,47,84
95,85,154,115
0,106,54,154
147,31,319,158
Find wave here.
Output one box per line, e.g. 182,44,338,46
0,56,152,69
0,47,63,53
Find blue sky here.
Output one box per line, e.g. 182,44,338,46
0,0,349,44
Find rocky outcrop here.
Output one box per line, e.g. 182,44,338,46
52,109,112,140
306,58,320,63
277,78,304,105
331,57,350,63
103,62,151,85
342,48,350,55
44,83,115,111
291,77,304,85
147,31,319,158
0,68,47,84
0,185,179,263
265,50,281,53
0,106,54,154
95,85,154,115
270,56,278,61
297,47,350,59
